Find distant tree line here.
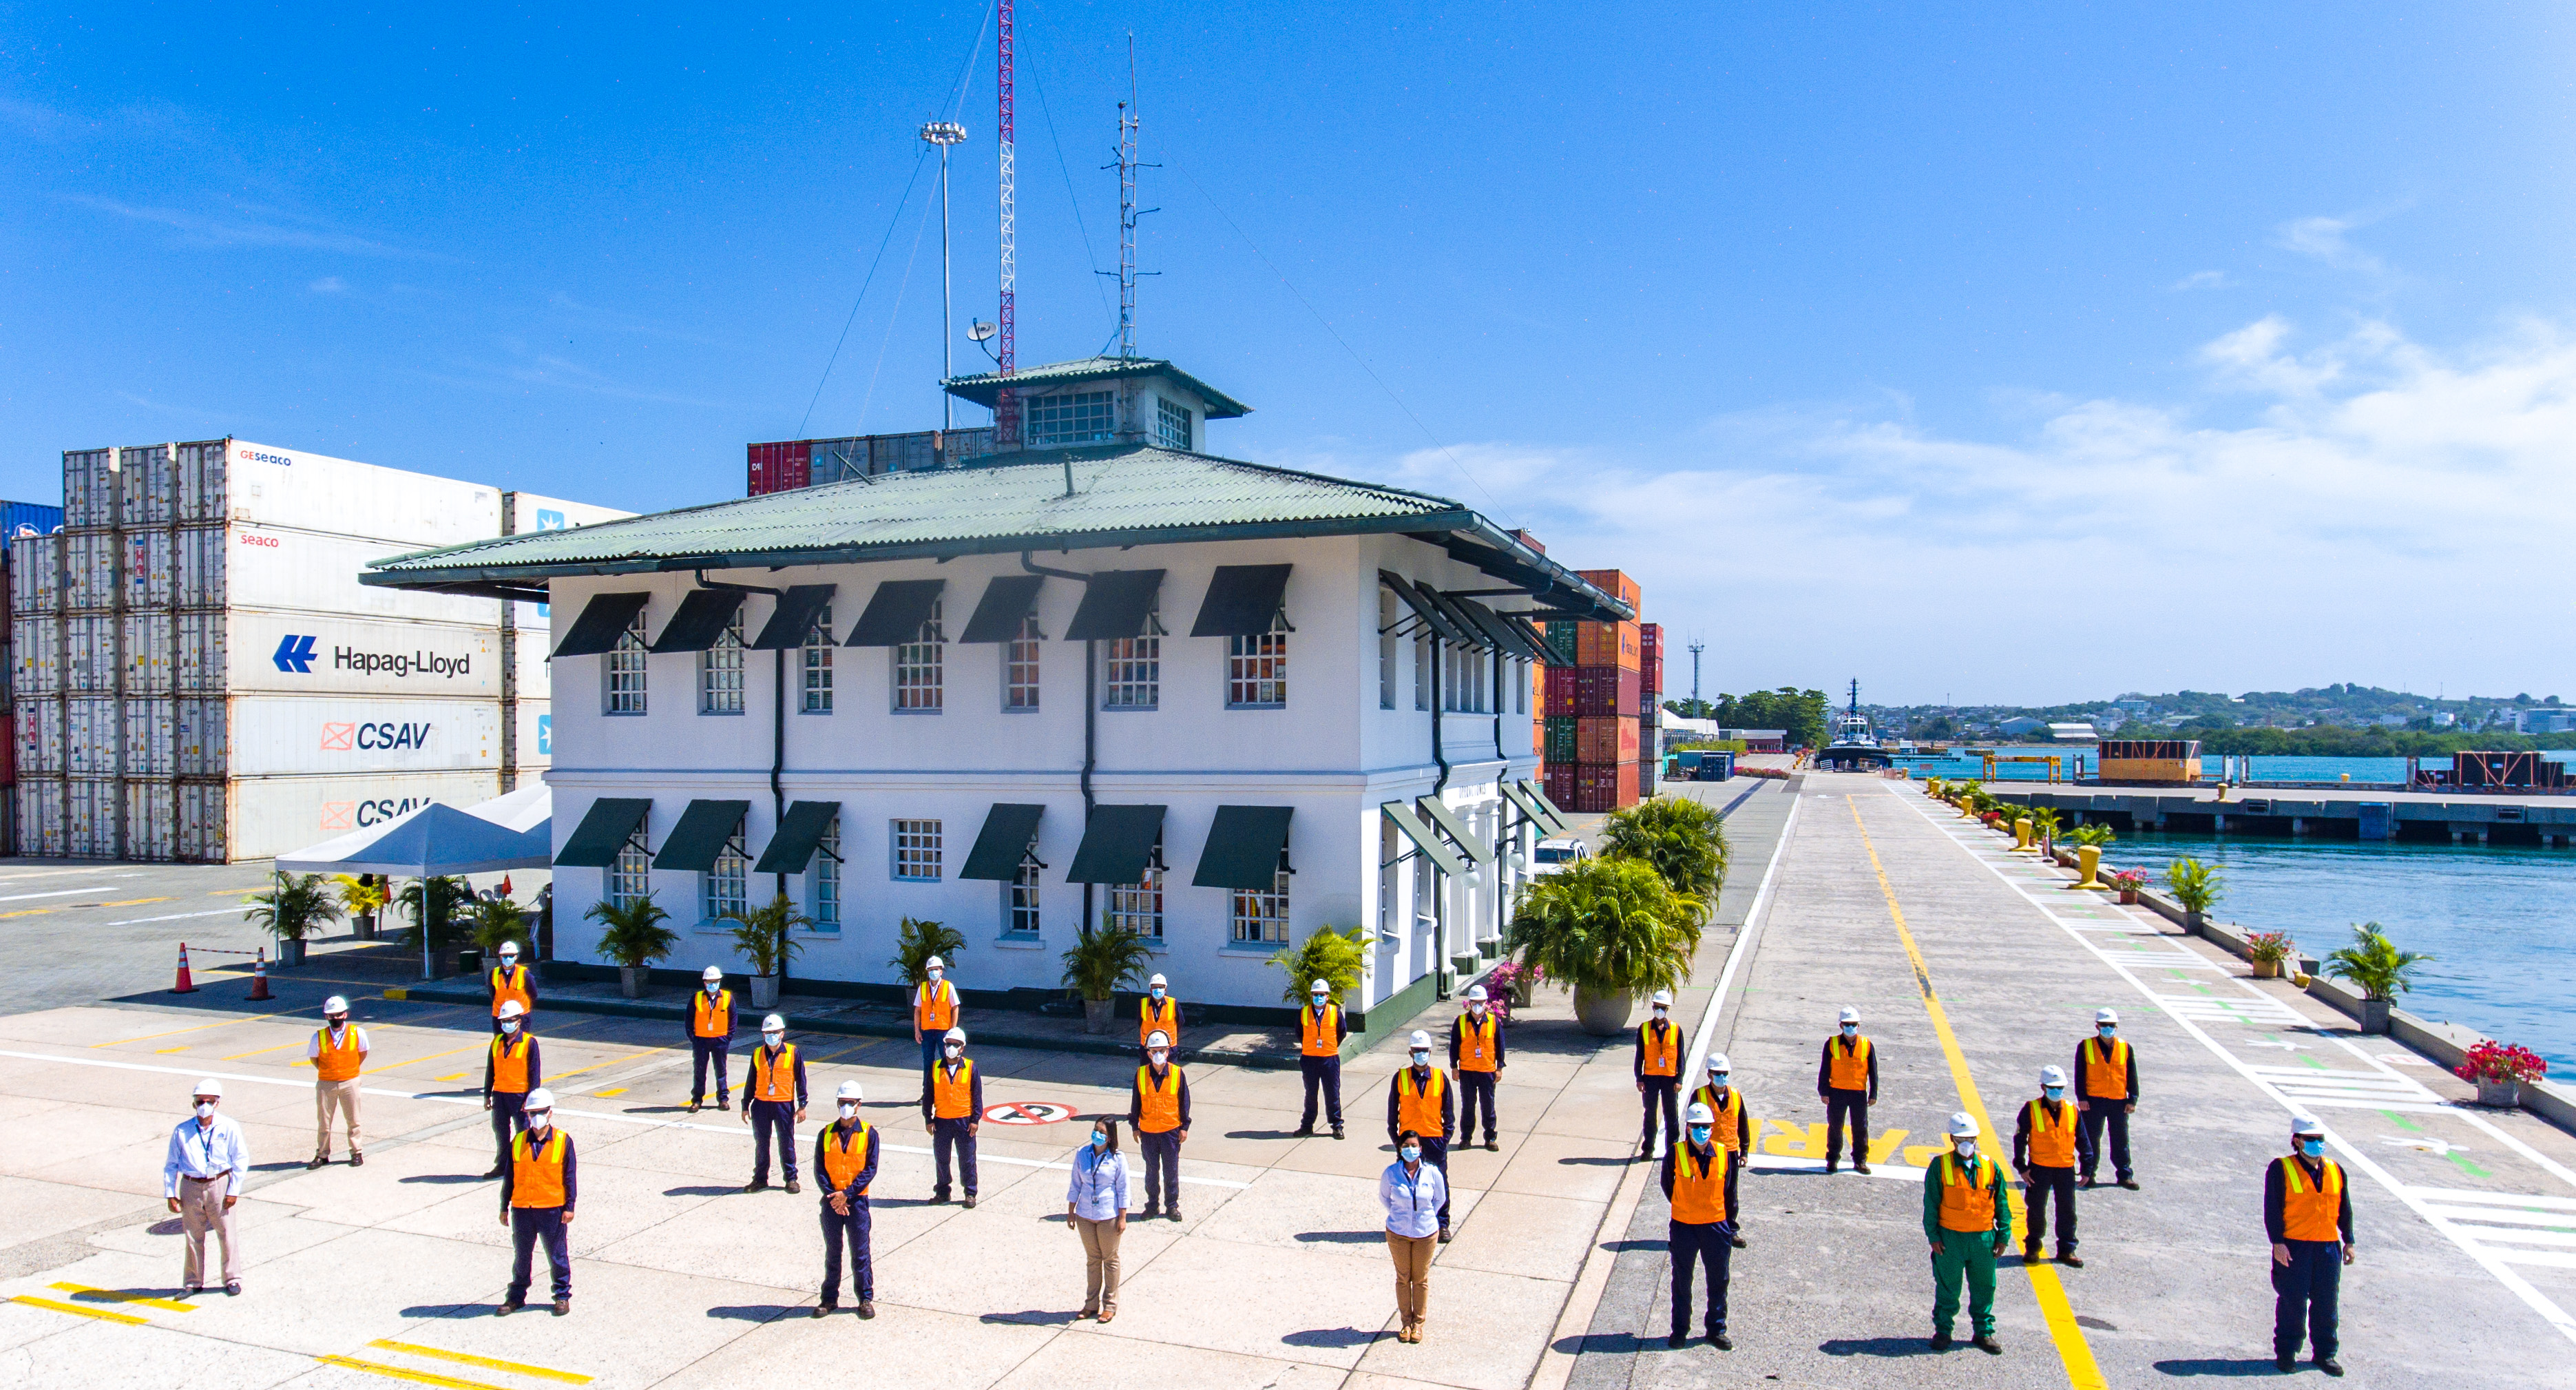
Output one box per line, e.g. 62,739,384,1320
1666,687,1830,749
2129,722,2576,757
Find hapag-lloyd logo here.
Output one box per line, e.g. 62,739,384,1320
335,646,472,679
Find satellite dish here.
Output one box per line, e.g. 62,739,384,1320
968,321,997,342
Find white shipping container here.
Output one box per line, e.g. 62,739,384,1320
12,616,60,696
195,770,503,862
177,696,224,776
511,622,554,701
188,439,503,550
122,611,174,694
224,609,500,698
224,694,501,776
117,444,178,527
65,696,119,771
65,616,117,693
63,449,114,528
122,529,176,608
178,524,500,626
177,612,225,694
10,533,60,616
125,778,176,860
502,490,632,635
18,701,63,776
123,696,176,776
515,698,552,767
63,532,117,610
16,778,64,856
67,776,118,857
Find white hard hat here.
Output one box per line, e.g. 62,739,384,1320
1707,1052,1730,1073
1146,1030,1171,1049
497,940,520,955
2040,1065,2068,1088
1650,989,1674,1007
1948,1111,1979,1138
1310,978,1330,993
1839,1006,1861,1024
943,1027,966,1045
496,1000,526,1021
1465,984,1488,1002
524,1088,556,1111
1149,973,1167,988
192,1078,223,1099
762,1014,786,1032
703,965,724,982
2095,1007,2119,1024
1409,1030,1432,1049
836,1079,864,1102
323,995,350,1015
2292,1116,2325,1137
924,955,945,971
1686,1101,1715,1126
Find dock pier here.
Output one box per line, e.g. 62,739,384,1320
1988,783,2576,845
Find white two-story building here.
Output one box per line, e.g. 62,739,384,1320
363,357,1629,1024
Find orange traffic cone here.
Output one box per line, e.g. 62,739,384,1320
173,943,197,994
248,948,271,1002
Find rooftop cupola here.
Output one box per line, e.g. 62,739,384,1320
941,357,1250,455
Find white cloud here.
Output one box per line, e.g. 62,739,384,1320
2170,269,2231,291
63,194,446,260
1291,316,2576,703
308,276,346,293
2275,213,2388,275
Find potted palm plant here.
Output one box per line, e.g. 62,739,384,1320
2164,857,2221,932
2455,1041,2546,1108
1268,924,1368,1013
720,893,809,1009
333,873,390,940
890,917,965,990
397,875,474,977
2243,930,2296,980
586,893,677,998
1060,923,1156,1034
246,873,341,967
2028,807,2062,857
1599,796,1728,910
1504,858,1704,1037
470,891,533,962
2323,921,2432,1035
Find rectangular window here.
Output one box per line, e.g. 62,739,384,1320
609,838,651,908
700,608,746,714
1155,395,1191,450
1005,613,1041,711
802,603,835,714
892,818,943,881
702,815,747,922
1514,658,1527,714
1103,599,1163,709
1227,610,1289,709
1378,590,1397,711
1377,820,1399,939
606,605,649,715
809,816,841,930
1413,631,1430,712
1413,852,1436,935
1025,390,1116,447
1231,845,1290,946
1009,838,1041,935
894,599,944,712
1107,832,1164,940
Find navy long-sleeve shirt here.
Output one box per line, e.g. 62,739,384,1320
2263,1155,2355,1244
483,1035,543,1100
1386,1065,1457,1144
2073,1039,2142,1106
812,1121,881,1201
2012,1097,2077,1170
498,1130,577,1211
921,1058,985,1123
1127,1063,1193,1131
1816,1035,1879,1100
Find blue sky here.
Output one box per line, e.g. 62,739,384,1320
7,3,2575,703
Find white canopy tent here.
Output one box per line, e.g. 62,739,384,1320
275,786,554,979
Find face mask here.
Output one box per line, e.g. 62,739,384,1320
525,1112,551,1131
2300,1139,2325,1158
1091,1131,1109,1149
2044,1086,2065,1101
2099,1026,2116,1039
500,953,518,965
1841,1024,1858,1037
1689,1126,1712,1145
838,1102,858,1119
945,1044,963,1059
1400,1145,1421,1163
1311,995,1328,1008
706,982,721,995
928,968,943,982
1410,1051,1430,1067
1955,1140,1977,1159
327,1017,347,1030
1151,986,1165,999
1148,1052,1169,1067
764,1033,784,1048
1710,1074,1728,1088
193,1101,216,1119
1653,1008,1668,1021
501,1021,521,1035
1469,1002,1485,1016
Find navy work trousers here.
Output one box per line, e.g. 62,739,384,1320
749,1100,798,1184
1458,1071,1499,1146
1823,1088,1870,1165
1640,1079,1681,1149
1138,1128,1182,1211
2025,1165,2078,1254
488,1092,528,1168
689,1037,730,1105
932,1117,978,1199
1668,1218,1732,1338
507,1207,571,1303
2272,1239,2341,1363
819,1199,872,1305
2078,1106,2133,1181
1300,1056,1343,1130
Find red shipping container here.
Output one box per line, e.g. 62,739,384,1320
1573,666,1641,717
747,440,812,496
1575,621,1642,670
1575,569,1642,612
1641,654,1663,696
1542,665,1578,718
1543,764,1577,810
1640,622,1661,658
1575,716,1639,763
1573,761,1639,813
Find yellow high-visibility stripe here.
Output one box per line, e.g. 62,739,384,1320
9,1294,146,1325
368,1340,593,1384
47,1282,195,1313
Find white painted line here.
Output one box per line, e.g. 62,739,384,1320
2406,1186,2576,1210
105,907,249,926
0,1047,1255,1190
0,880,146,903
2489,1249,2576,1270
2450,1227,2576,1247
2420,1205,2576,1230
1890,784,2576,1347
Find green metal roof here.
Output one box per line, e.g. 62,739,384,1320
359,444,1633,622
941,356,1253,418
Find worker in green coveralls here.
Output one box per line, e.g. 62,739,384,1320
1923,1110,2012,1354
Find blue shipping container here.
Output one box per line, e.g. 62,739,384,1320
0,501,64,552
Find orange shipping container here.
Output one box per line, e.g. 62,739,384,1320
1575,715,1639,763
1575,569,1642,612
1573,760,1639,813
1575,621,1642,670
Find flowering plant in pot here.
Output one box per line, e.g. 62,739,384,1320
2242,930,2296,980
2455,1041,2547,1108
1484,959,1543,1019
2107,869,2145,905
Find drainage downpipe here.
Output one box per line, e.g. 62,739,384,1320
1023,553,1099,940
697,571,790,991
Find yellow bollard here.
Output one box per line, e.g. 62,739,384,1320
2071,844,2110,890
2013,818,2035,851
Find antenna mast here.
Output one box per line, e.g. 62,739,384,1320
994,0,1018,446
1688,640,1704,710
1115,35,1141,357
921,119,969,430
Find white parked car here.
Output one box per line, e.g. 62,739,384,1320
1529,837,1589,878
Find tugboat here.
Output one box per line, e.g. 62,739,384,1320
1816,680,1894,771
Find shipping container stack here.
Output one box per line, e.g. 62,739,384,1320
1639,623,1662,798
9,440,626,863
1536,568,1644,815
0,504,63,851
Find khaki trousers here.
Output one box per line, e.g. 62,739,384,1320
1387,1231,1434,1329
1075,1216,1122,1314
178,1176,239,1287
316,1078,362,1157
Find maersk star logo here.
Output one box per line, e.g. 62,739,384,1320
272,634,319,674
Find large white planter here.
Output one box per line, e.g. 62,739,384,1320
1573,986,1635,1037
748,973,781,1009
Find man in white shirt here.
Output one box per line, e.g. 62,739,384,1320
307,995,370,1168
162,1079,250,1295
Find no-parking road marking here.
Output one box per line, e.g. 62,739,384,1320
983,1100,1074,1125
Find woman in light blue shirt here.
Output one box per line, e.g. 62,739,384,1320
1066,1117,1131,1322
1381,1128,1448,1343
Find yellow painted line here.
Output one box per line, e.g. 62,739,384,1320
317,1353,510,1390
222,1037,316,1061
540,1049,655,1086
48,1282,195,1313
0,908,55,919
100,897,171,908
384,988,410,1001
368,1339,592,1384
155,1046,191,1054
377,1043,486,1072
8,1294,147,1325
1849,797,2106,1390
434,1073,469,1082
593,1088,627,1097
94,1010,295,1048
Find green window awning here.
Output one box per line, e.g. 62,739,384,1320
653,798,751,872
844,578,946,646
1522,778,1573,828
1420,588,1493,652
957,574,1046,643
1415,795,1496,865
1509,615,1568,667
1189,564,1292,638
1503,780,1567,836
959,803,1047,880
1066,804,1166,884
556,797,652,868
1379,572,1469,645
749,584,837,650
751,800,841,874
1064,569,1166,641
1381,801,1465,876
1191,805,1293,890
551,592,651,658
647,589,747,653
